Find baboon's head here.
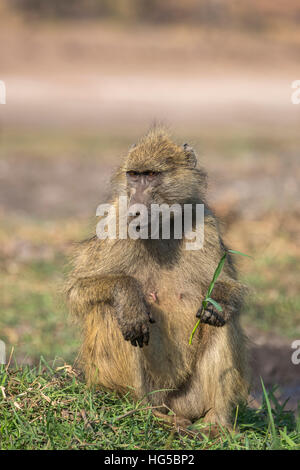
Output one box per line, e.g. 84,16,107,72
113,128,207,213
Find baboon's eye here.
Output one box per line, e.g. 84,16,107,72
127,171,139,177
146,171,159,178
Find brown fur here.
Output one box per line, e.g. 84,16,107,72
65,128,249,428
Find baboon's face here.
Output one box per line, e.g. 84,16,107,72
114,131,207,225
126,170,162,210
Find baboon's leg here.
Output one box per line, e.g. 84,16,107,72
80,304,145,397
167,322,249,428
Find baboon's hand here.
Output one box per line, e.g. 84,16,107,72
114,287,153,347
196,304,226,327
119,313,150,348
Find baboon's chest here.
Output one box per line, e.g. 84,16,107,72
135,262,203,314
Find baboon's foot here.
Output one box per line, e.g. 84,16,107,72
152,409,192,431
199,411,232,437
153,410,223,440
189,422,222,439
152,409,231,440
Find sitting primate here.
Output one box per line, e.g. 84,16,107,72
66,128,249,429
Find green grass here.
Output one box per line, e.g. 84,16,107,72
0,361,299,450
0,255,79,364
0,216,88,364
242,254,300,337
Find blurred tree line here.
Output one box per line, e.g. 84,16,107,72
9,0,300,29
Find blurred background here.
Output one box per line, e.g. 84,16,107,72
0,1,299,408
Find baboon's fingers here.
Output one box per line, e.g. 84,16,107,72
197,306,225,327
143,331,149,345
123,320,150,347
148,312,156,323
135,327,150,347
123,332,131,341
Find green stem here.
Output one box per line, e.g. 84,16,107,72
188,249,250,345
189,298,208,344
188,318,201,345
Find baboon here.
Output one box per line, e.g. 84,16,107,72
66,128,249,429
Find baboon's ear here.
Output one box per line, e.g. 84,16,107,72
182,143,197,168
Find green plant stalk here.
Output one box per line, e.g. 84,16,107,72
260,377,279,448
189,249,251,345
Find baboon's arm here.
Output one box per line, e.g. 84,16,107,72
67,275,151,347
197,278,246,327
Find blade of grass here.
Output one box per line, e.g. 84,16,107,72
189,249,251,344
206,297,223,312
260,377,280,449
228,249,253,258
207,252,227,297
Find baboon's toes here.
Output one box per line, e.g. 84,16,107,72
130,335,145,347
152,410,192,429
191,423,221,439
128,323,149,348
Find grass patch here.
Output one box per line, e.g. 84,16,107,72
226,214,300,337
0,216,85,364
0,361,299,450
242,254,300,337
